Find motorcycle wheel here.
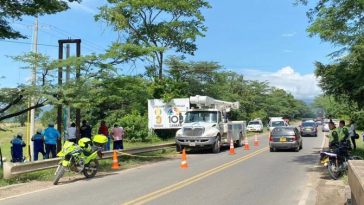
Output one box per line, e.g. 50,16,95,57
53,165,65,185
327,161,340,180
83,159,99,178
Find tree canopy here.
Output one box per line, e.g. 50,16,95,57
96,0,210,79
0,0,80,39
298,0,364,108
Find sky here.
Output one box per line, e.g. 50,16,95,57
0,0,336,101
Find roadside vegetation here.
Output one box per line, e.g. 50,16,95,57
0,148,176,187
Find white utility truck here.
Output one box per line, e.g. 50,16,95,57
268,117,288,131
175,95,245,153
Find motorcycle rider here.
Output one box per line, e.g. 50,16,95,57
337,120,350,147
327,121,339,149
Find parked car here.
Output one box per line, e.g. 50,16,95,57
300,121,317,137
247,119,263,132
322,122,330,132
269,126,303,152
315,120,322,125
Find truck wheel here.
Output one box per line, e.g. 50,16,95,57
176,144,182,153
212,136,221,153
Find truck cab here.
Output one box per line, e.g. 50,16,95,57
175,95,241,153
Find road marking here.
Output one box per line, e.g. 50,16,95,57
123,147,269,205
0,185,59,202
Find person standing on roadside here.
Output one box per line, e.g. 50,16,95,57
80,120,92,139
65,122,77,143
43,123,61,159
31,128,45,161
348,119,357,150
10,133,26,162
111,124,124,150
326,121,339,149
98,120,110,151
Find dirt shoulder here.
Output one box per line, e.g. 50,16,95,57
303,135,349,205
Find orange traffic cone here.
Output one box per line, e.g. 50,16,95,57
180,148,188,169
244,137,250,150
254,134,260,147
229,138,236,155
111,150,120,170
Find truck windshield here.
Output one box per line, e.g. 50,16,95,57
185,111,218,123
271,121,285,127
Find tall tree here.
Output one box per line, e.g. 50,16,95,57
297,0,364,107
96,0,210,79
0,0,80,39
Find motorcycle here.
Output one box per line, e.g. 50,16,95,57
53,134,108,185
320,141,362,180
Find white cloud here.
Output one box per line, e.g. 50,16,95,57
243,66,322,101
281,32,297,37
282,49,293,53
69,0,97,14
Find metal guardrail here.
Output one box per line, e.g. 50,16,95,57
3,143,175,179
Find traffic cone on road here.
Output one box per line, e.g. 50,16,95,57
244,137,250,150
111,150,120,170
180,148,188,169
254,134,260,147
229,138,236,155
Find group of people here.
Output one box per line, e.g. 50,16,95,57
327,119,359,150
10,120,125,163
10,123,61,162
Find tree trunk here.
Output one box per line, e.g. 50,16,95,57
158,52,163,79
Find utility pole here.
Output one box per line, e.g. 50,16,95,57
29,16,38,161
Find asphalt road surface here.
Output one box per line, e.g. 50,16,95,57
1,128,325,205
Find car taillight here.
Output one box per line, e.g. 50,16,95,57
269,135,273,141
294,135,298,141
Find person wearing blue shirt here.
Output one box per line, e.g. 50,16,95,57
31,128,45,161
10,133,26,162
42,123,61,159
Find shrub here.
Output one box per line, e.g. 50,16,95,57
352,111,364,130
118,112,150,142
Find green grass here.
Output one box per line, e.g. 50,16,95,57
0,123,177,187
0,148,176,187
123,138,175,148
352,138,364,159
340,133,363,184
0,123,28,161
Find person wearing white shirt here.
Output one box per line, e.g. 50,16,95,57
65,122,77,143
349,119,357,149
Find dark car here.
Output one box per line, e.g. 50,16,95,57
269,126,303,152
300,121,317,137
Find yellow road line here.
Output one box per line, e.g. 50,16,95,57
123,147,269,205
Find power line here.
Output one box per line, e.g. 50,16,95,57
43,23,106,52
0,39,58,47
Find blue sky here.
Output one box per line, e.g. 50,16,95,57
0,0,335,100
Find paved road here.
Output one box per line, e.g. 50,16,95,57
1,128,325,205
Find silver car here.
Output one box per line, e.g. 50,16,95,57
269,126,303,152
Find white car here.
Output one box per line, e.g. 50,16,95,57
247,119,263,132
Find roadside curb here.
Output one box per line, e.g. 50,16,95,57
0,182,25,191
298,133,327,205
